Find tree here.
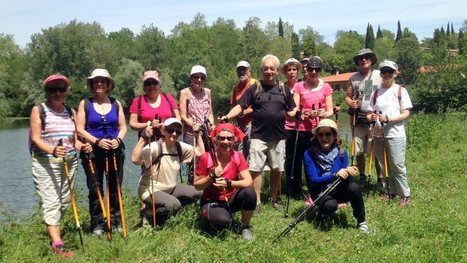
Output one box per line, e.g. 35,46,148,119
291,32,300,59
333,30,364,72
376,25,383,39
365,23,375,49
107,28,137,61
134,24,168,70
278,17,284,38
395,37,421,85
396,20,403,43
459,30,466,55
440,26,446,39
113,58,144,109
446,22,451,36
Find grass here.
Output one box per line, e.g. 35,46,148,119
1,112,466,262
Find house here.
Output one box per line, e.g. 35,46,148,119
321,72,356,91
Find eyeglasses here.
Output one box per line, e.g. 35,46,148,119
317,132,333,138
46,86,67,94
380,68,396,75
144,80,159,86
307,67,322,73
92,79,108,85
359,55,372,61
217,136,235,142
191,75,206,81
166,128,182,135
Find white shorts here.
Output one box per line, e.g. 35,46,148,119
248,139,285,172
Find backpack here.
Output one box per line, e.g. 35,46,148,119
372,85,402,107
253,80,286,101
28,103,75,154
83,97,119,126
151,141,183,170
137,93,175,123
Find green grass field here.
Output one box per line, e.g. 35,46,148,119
1,112,466,262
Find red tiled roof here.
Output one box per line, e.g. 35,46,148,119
321,72,356,83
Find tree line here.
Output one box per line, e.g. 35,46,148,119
0,14,466,118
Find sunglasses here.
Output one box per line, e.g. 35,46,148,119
92,79,108,85
317,132,333,138
307,67,322,73
166,128,182,135
217,136,235,142
191,74,206,81
359,55,372,61
144,80,159,86
46,86,67,94
380,68,396,75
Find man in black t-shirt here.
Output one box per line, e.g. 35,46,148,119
222,54,298,209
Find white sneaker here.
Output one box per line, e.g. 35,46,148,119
358,221,369,233
241,226,253,241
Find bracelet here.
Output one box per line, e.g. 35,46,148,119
225,179,232,190
209,171,217,180
116,137,123,145
93,139,101,147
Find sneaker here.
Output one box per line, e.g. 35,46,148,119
305,195,314,207
399,196,411,207
92,226,104,236
113,224,123,233
271,200,283,210
241,225,253,241
52,241,74,259
376,178,386,193
357,221,369,233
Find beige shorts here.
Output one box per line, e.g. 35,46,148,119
354,126,371,156
248,139,285,172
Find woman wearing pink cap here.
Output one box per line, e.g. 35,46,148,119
194,123,256,241
30,74,91,258
129,70,180,140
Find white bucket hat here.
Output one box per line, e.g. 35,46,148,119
190,65,207,78
87,68,115,91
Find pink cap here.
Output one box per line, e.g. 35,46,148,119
143,70,160,82
42,74,71,89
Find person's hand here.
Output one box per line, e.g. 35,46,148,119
367,112,378,123
310,109,319,119
97,138,113,150
333,105,340,115
193,122,200,132
335,169,349,180
151,118,162,129
346,166,359,177
53,145,66,158
82,142,93,153
213,177,228,190
110,138,120,149
318,108,326,118
218,115,228,123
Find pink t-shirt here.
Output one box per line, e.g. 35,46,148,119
195,151,249,201
129,93,178,123
293,80,333,131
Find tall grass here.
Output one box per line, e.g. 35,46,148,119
1,113,466,262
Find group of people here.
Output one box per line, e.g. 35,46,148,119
30,49,413,258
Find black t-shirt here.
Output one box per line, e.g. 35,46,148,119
239,81,295,141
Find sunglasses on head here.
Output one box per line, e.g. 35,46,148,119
144,80,159,86
46,86,67,94
307,67,322,73
166,128,182,135
317,132,333,138
191,74,206,81
217,136,235,142
380,68,396,75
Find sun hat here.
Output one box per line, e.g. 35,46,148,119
312,119,338,135
379,59,398,71
353,48,377,66
42,74,71,90
282,58,302,73
163,117,183,128
143,70,160,82
86,68,115,91
306,56,324,70
190,65,207,78
236,61,251,69
300,57,310,64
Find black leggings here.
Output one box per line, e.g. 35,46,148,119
201,186,256,231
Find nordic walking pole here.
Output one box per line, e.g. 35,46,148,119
285,109,301,218
366,111,376,189
104,151,112,240
380,112,390,203
112,146,127,238
58,139,84,251
333,103,340,126
274,178,342,242
146,121,157,228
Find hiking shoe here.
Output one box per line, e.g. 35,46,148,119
92,226,104,236
113,224,123,233
241,225,253,241
357,221,369,233
52,241,74,259
305,195,314,207
358,174,367,188
271,200,283,210
376,178,386,193
399,196,411,207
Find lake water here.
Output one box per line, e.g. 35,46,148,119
0,116,351,221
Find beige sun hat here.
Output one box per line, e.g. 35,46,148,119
312,119,338,135
86,68,115,91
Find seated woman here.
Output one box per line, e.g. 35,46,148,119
194,123,256,240
303,119,368,232
131,118,203,226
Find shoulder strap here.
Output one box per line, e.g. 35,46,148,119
397,85,402,103
162,93,175,117
278,81,286,98
84,98,91,126
175,141,182,162
254,80,262,99
372,89,379,106
38,103,46,131
338,147,345,162
137,95,142,123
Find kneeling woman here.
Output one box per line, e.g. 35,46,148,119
303,119,368,232
194,123,256,240
132,118,203,225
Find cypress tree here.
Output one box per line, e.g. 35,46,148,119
278,17,284,38
365,23,375,49
376,25,383,39
459,29,465,55
291,32,300,59
446,22,451,36
451,23,454,35
396,20,403,43
440,26,446,38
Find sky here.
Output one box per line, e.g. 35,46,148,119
1,0,466,48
